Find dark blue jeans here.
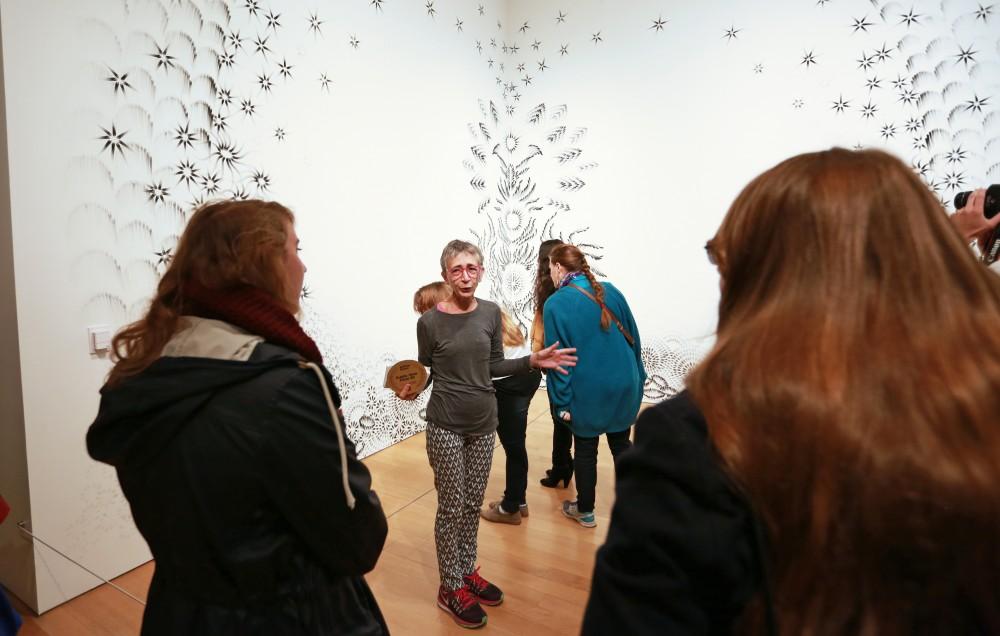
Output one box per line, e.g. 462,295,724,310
573,429,632,513
493,370,542,511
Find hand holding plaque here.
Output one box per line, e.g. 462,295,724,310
384,360,429,399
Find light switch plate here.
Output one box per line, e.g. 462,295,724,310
88,325,112,353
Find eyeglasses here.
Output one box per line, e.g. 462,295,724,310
704,240,720,266
448,265,482,279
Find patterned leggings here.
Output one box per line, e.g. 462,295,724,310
425,421,496,591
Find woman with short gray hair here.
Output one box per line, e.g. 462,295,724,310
397,239,576,629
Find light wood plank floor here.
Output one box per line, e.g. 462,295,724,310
10,391,624,634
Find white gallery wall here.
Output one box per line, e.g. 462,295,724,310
0,0,996,614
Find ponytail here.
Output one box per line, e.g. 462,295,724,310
550,244,611,331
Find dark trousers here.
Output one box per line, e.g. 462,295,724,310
551,408,574,469
573,429,632,514
493,370,542,511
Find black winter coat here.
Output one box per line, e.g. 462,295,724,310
87,343,389,636
582,391,761,635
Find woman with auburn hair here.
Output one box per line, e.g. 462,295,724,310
544,244,646,528
583,148,1000,635
87,200,389,635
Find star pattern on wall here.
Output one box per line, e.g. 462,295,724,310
964,94,990,113
201,171,221,195
975,3,993,21
455,18,463,32
531,40,541,50
793,98,804,109
832,95,850,112
274,127,285,141
723,25,741,41
319,73,332,92
946,146,968,164
851,15,874,33
898,8,921,28
591,31,602,44
212,140,243,171
538,59,547,71
174,159,200,187
211,110,228,132
98,124,128,158
154,248,172,268
349,35,360,49
753,63,763,73
560,44,569,56
252,34,271,58
251,170,271,191
144,181,169,204
225,29,245,50
173,122,197,150
264,10,281,31
278,59,293,79
865,75,881,90
873,43,892,62
257,73,273,93
218,88,233,106
897,87,917,105
425,2,435,18
219,50,237,68
519,21,530,33
478,4,485,16
857,51,875,70
308,11,323,36
801,50,817,68
105,69,132,96
860,101,878,119
880,123,896,139
556,11,567,23
651,16,668,31
239,98,256,117
150,44,176,71
954,45,977,67
243,0,260,17
370,0,384,13
904,117,921,133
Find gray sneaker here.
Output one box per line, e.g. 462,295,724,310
561,500,596,528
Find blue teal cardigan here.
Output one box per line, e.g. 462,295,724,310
543,278,646,437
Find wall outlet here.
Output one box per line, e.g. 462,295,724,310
88,325,112,354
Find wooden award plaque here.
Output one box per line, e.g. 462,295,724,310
384,360,429,394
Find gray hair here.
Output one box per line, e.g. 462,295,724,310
439,239,484,273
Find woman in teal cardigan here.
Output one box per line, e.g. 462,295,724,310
543,244,646,528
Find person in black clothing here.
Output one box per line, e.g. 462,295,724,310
87,200,389,636
584,149,1000,634
530,239,575,489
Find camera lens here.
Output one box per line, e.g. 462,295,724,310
954,185,1000,219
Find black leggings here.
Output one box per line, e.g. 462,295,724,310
573,429,632,513
493,371,542,511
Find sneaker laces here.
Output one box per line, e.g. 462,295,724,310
449,586,478,612
463,567,490,595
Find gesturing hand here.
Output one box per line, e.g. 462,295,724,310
530,341,578,375
395,383,420,401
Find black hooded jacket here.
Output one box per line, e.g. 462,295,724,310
88,338,389,635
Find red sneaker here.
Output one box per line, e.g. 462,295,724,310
463,567,504,606
437,585,487,629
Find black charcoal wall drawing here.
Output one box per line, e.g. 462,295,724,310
72,0,997,453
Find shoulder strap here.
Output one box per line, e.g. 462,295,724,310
567,283,635,347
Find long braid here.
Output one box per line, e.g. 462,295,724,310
581,262,611,330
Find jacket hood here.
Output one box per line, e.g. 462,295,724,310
87,348,302,469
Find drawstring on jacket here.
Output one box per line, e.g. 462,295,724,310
300,361,356,510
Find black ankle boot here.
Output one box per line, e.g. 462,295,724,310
540,462,573,488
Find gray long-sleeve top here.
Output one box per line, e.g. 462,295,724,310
417,298,532,435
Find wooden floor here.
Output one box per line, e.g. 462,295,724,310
10,391,623,635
